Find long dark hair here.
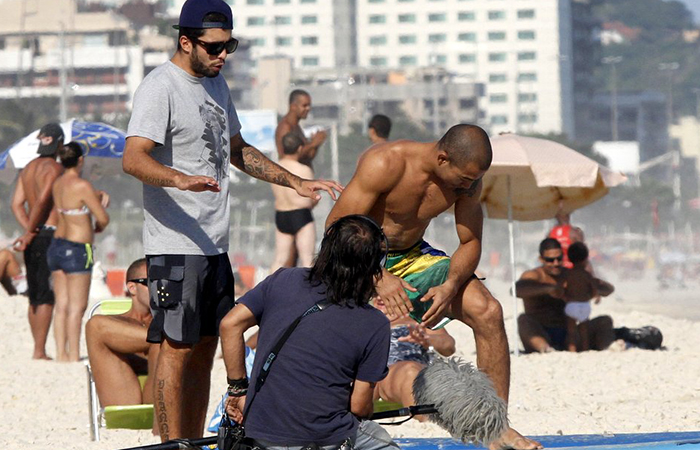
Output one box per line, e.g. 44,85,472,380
308,215,387,307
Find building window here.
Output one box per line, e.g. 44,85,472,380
434,54,447,64
488,10,505,20
517,9,535,19
518,51,536,61
489,73,507,82
301,36,318,45
518,30,536,40
398,0,414,2
274,16,291,25
369,14,386,24
300,0,316,3
459,53,475,63
369,0,385,2
518,72,537,82
399,34,417,44
370,56,387,66
273,0,289,3
398,14,416,23
491,115,508,125
276,37,292,46
490,94,508,103
399,55,417,66
458,11,475,21
428,33,447,43
302,57,319,66
428,13,447,22
301,15,318,24
247,0,263,4
518,93,537,102
369,35,387,45
251,38,266,46
247,17,265,26
519,113,538,123
488,32,506,41
489,52,506,62
460,98,475,109
458,32,476,42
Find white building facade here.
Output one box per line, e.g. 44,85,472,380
163,0,578,136
355,0,575,136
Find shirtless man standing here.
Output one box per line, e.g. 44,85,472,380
275,89,326,166
516,238,616,353
269,133,319,272
11,123,65,360
326,124,540,450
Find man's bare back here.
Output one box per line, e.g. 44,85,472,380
18,157,62,229
271,159,315,211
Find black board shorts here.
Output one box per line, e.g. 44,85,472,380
146,253,236,345
25,227,55,306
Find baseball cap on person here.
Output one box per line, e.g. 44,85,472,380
37,123,65,156
173,0,233,30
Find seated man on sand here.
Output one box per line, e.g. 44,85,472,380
86,258,159,406
0,248,22,295
515,238,616,353
374,308,455,420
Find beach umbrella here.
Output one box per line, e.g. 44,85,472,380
0,119,126,185
480,133,627,355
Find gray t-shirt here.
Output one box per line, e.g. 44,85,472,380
127,61,241,255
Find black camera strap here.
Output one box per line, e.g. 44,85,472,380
243,299,332,422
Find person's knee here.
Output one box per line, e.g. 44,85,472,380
467,291,504,328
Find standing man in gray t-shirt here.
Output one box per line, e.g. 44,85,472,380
123,0,341,442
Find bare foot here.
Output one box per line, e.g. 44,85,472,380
489,426,542,450
32,353,52,360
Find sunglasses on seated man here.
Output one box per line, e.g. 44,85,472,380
542,256,563,263
128,278,148,286
190,37,239,55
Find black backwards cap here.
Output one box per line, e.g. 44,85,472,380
173,0,233,30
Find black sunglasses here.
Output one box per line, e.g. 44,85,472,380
128,278,148,286
542,256,564,263
191,37,239,56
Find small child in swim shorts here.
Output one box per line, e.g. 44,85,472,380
563,242,599,352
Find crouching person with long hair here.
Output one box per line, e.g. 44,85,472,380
220,215,398,450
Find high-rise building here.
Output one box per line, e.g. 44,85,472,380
167,0,582,136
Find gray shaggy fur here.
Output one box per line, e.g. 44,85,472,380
412,357,508,445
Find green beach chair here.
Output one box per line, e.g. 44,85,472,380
86,298,154,441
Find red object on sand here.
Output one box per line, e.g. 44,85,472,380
106,269,127,296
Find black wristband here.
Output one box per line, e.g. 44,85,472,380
227,385,248,397
227,377,249,390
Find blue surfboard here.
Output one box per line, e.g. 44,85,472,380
396,431,700,450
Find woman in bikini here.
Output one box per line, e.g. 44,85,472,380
47,142,110,362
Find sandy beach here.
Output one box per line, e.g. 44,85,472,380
2,275,700,449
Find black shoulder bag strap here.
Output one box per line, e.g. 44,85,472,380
242,299,332,422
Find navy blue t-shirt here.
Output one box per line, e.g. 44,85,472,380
239,268,390,446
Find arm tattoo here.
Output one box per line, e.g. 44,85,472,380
241,146,301,187
143,174,176,187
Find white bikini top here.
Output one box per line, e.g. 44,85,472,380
58,205,90,216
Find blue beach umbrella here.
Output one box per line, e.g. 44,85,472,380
0,119,125,184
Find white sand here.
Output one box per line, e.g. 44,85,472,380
2,276,700,450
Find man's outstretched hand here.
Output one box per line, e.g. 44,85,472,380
295,179,343,201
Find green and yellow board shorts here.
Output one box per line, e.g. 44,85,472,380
385,240,451,329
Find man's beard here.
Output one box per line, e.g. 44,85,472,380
190,52,219,78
